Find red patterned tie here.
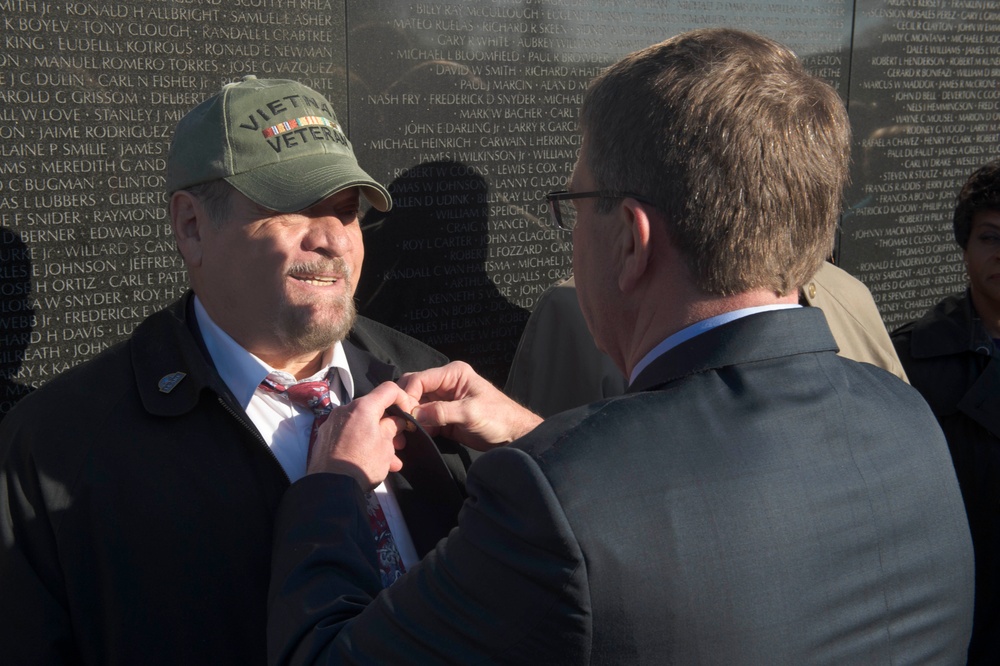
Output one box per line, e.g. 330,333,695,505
260,371,406,587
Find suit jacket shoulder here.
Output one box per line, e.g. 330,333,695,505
516,308,972,663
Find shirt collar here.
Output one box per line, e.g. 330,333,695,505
628,304,801,385
193,296,354,409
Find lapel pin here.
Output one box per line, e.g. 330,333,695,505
158,372,187,394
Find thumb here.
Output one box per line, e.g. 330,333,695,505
410,400,456,429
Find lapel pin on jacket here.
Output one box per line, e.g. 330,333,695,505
158,372,187,393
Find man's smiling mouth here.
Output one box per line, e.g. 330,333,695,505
291,274,340,286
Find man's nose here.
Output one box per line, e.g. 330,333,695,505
304,215,357,256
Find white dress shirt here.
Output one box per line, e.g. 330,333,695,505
193,297,419,569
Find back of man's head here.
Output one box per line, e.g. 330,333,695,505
581,28,850,297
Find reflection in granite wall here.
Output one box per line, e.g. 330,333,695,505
346,0,852,383
842,2,1000,326
0,0,997,414
355,161,536,384
0,227,34,415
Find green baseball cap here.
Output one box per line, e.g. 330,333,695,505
166,76,391,212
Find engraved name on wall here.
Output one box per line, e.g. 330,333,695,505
348,0,851,384
3,0,998,414
842,1,1000,325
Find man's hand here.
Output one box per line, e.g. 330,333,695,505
397,361,543,451
306,382,419,488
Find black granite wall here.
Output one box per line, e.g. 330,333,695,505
1,0,998,411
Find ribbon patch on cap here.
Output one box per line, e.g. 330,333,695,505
158,372,187,394
262,115,339,139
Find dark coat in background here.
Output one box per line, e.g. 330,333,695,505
893,290,1000,665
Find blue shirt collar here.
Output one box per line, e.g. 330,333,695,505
628,304,801,385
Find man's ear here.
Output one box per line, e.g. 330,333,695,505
170,191,205,268
618,199,653,293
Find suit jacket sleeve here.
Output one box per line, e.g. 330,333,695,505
268,447,592,665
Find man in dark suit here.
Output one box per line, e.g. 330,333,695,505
0,77,470,665
268,30,974,663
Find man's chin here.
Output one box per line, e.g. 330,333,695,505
282,304,357,352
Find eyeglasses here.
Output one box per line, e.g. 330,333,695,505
545,190,657,231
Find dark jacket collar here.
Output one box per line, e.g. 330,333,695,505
902,291,1000,437
131,293,229,417
130,292,434,418
129,293,465,552
628,307,838,393
342,321,416,392
907,290,995,359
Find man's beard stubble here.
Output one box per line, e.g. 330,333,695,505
277,259,359,354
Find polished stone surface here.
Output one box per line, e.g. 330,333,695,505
841,6,1000,326
1,0,997,412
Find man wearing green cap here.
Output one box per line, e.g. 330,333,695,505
0,77,471,665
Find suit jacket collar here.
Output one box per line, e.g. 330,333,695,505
628,307,838,393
